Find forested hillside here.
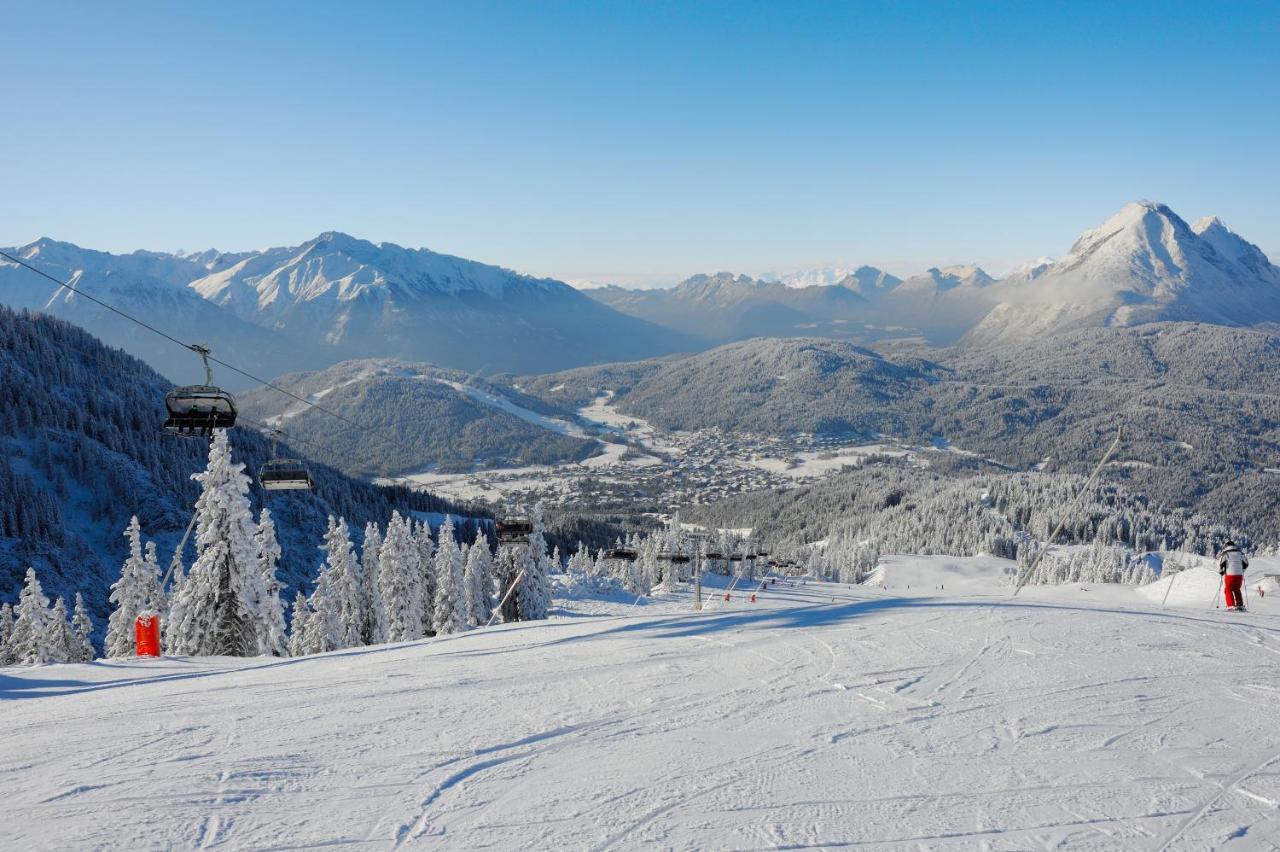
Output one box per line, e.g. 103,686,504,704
240,359,597,478
683,460,1251,584
522,338,946,435
525,325,1280,539
0,306,485,629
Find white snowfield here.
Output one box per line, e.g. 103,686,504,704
5,559,1280,850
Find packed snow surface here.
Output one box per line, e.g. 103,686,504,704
5,563,1280,849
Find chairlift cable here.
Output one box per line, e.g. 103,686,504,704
0,248,363,429
0,249,468,492
1009,426,1124,597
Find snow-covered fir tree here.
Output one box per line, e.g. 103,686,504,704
464,533,495,626
105,516,154,658
287,591,310,658
379,511,423,642
255,508,288,657
361,522,388,645
432,516,468,635
48,597,72,664
517,504,552,621
320,516,362,649
165,430,269,657
70,592,95,663
142,541,166,616
417,521,437,636
0,603,14,666
301,558,344,655
9,568,56,666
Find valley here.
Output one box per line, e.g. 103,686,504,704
388,391,936,509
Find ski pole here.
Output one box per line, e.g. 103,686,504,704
1213,575,1223,609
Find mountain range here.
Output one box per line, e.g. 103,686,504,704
3,201,1276,388
0,233,693,387
587,201,1280,346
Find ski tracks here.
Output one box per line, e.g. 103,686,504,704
1155,747,1280,851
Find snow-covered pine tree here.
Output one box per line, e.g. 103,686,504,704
379,511,424,642
9,568,56,666
320,516,361,649
70,592,95,663
165,430,269,657
48,597,72,664
432,516,467,635
105,515,151,658
302,558,344,655
517,504,552,621
142,541,166,616
417,521,437,636
288,591,310,658
361,522,388,645
0,603,14,666
464,534,495,626
255,508,288,657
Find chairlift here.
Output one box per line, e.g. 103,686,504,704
496,519,533,545
607,548,638,562
729,553,745,562
705,551,724,560
163,345,237,437
259,431,314,491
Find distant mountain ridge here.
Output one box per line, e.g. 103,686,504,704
0,233,696,387
588,201,1280,345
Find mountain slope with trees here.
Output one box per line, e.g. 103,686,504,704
240,359,598,478
0,305,484,631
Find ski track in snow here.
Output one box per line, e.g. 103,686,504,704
6,569,1280,849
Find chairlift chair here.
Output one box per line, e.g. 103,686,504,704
163,345,237,438
607,548,638,562
258,430,314,490
260,458,314,491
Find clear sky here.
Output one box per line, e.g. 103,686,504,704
2,0,1277,285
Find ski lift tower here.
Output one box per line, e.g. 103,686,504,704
495,517,533,623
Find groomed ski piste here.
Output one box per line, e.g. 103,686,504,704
4,557,1280,850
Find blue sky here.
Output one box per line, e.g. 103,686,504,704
2,0,1276,285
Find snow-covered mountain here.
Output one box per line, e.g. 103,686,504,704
592,202,1280,346
971,201,1280,341
833,265,903,299
0,234,695,386
186,231,693,375
586,272,870,341
0,238,328,387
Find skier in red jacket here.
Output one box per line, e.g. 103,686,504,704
1217,540,1249,611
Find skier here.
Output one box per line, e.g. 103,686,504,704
1217,540,1249,611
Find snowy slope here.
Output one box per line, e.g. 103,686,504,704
6,569,1280,849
